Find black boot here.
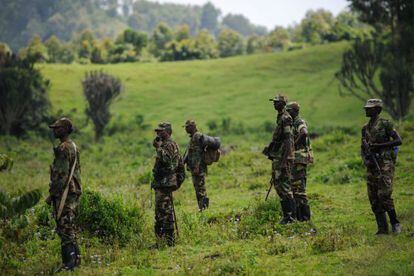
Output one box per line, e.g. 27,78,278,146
279,199,295,224
301,202,311,222
374,212,389,235
74,242,81,267
295,198,303,221
204,197,209,209
387,209,402,234
165,229,175,247
61,243,77,270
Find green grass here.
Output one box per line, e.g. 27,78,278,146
1,42,413,274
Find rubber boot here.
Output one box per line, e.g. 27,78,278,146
374,212,389,235
290,198,297,221
301,202,311,222
295,198,303,221
387,209,402,234
61,243,77,270
74,242,81,267
279,199,295,224
204,197,210,209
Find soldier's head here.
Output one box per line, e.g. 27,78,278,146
269,94,288,112
49,117,73,139
155,122,172,140
286,102,300,118
364,99,383,118
184,119,197,134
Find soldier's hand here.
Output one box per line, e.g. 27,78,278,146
369,143,381,150
153,138,162,148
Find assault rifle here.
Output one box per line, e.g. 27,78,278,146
362,139,383,177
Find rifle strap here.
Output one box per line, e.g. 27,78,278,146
57,142,77,220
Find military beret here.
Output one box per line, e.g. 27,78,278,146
364,99,383,108
183,119,196,127
286,102,300,111
155,122,172,133
269,94,288,103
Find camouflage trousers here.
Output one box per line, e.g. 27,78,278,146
291,164,308,203
154,189,175,237
271,160,293,201
53,193,80,246
192,173,207,202
367,160,396,214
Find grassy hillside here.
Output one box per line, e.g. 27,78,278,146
1,42,413,274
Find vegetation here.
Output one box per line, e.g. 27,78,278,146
336,0,414,120
0,42,412,274
83,71,122,140
0,53,50,136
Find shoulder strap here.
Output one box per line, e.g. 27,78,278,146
57,142,77,220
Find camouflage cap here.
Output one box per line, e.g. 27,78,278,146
364,99,383,108
286,101,300,111
155,122,172,133
183,119,196,127
269,94,288,103
49,117,73,129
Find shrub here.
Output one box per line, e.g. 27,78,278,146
77,190,143,245
82,71,122,140
0,53,50,136
0,154,13,171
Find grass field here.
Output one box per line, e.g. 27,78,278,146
1,42,413,274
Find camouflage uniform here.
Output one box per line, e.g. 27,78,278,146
287,102,313,221
268,95,295,223
184,120,209,210
361,99,402,234
152,123,181,246
48,118,81,269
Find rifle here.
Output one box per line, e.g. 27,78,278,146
362,139,384,177
265,180,273,201
170,192,179,238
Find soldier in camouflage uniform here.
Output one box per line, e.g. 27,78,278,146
266,94,295,224
286,102,313,222
152,122,182,246
361,99,403,235
46,118,82,270
183,120,209,211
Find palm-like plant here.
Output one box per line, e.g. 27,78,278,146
0,189,41,222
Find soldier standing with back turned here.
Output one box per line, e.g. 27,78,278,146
265,94,295,224
183,120,209,211
361,99,402,235
286,102,313,221
47,118,82,271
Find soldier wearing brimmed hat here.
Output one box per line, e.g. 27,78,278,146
152,122,184,246
265,94,295,224
362,99,403,235
286,102,313,222
47,117,82,271
183,120,210,211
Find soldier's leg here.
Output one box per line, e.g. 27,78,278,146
55,195,80,270
155,189,175,246
379,162,401,233
192,173,208,210
292,165,310,221
367,169,388,234
273,162,295,224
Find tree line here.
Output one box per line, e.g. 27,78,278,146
1,9,370,64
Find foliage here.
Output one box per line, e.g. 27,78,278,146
0,154,14,171
18,35,48,62
0,189,41,221
0,53,50,136
218,29,245,58
150,22,174,58
82,71,122,140
336,0,414,120
222,14,267,37
77,190,143,245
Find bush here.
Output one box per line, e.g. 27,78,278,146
82,71,122,140
77,190,143,245
0,53,50,136
0,154,13,171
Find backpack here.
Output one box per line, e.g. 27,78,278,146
174,156,186,190
202,135,221,165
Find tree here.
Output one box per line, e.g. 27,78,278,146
175,25,191,42
119,29,148,55
218,29,245,58
82,71,122,140
336,0,414,120
44,35,63,63
0,43,11,55
195,30,219,59
201,2,221,33
0,53,50,136
150,22,174,58
268,26,291,51
222,14,267,37
300,9,336,44
19,35,48,62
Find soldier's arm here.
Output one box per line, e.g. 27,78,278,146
281,116,294,166
370,122,402,149
51,145,71,190
295,124,308,146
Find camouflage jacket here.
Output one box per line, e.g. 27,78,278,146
292,116,313,165
270,109,294,161
185,132,207,174
49,139,82,198
361,117,397,162
152,138,181,189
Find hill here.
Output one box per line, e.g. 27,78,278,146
0,43,413,274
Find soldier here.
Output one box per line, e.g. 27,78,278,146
152,122,183,246
361,99,403,235
286,102,313,222
183,120,209,211
46,117,82,271
266,94,295,224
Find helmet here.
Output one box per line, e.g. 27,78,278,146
286,101,300,111
269,93,288,104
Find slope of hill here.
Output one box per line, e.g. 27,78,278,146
0,43,413,274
